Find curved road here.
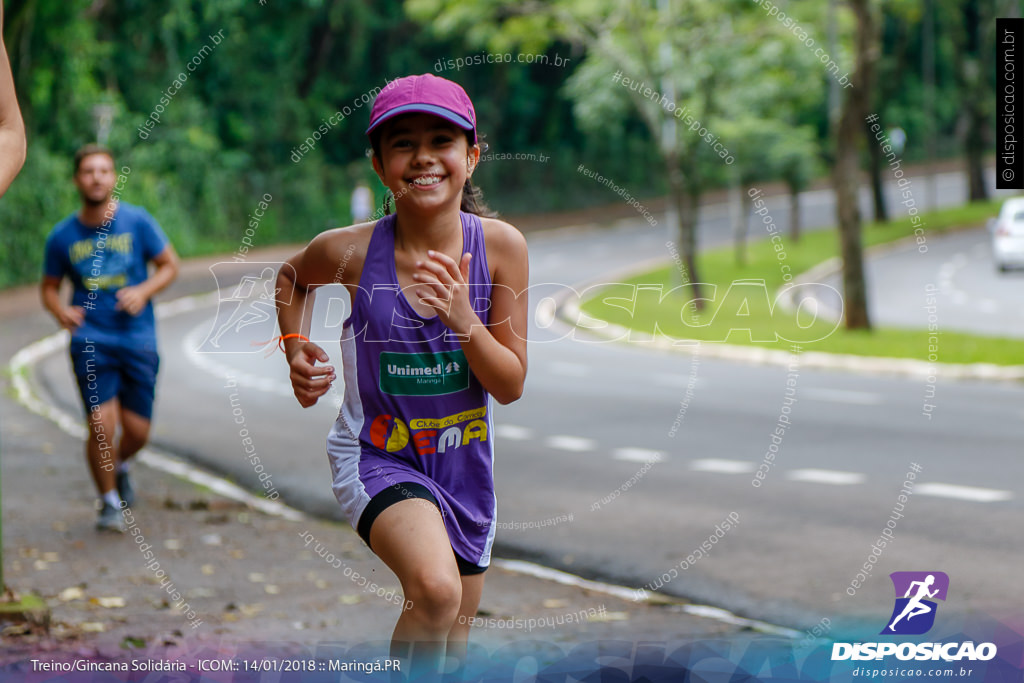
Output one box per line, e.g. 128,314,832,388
34,168,1024,633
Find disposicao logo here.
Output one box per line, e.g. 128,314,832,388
831,571,997,662
882,571,947,635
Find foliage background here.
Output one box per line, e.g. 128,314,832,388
0,0,999,288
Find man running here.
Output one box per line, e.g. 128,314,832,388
41,145,179,532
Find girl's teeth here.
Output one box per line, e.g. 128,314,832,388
413,176,441,186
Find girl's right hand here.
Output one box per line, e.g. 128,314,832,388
287,341,336,408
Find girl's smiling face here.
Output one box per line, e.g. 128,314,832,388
372,113,479,212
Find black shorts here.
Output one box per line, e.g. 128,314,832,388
357,482,487,576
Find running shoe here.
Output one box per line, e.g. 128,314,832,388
117,470,135,508
96,502,126,533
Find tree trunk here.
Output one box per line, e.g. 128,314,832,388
865,118,888,222
788,183,801,243
832,0,878,331
732,181,747,267
666,160,704,312
961,0,989,201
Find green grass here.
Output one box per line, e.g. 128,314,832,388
579,199,1024,366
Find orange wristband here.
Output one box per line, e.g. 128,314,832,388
277,333,310,352
252,333,310,356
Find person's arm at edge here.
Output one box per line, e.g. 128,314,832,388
0,6,27,198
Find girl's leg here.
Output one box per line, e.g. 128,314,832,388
369,498,462,672
446,573,485,661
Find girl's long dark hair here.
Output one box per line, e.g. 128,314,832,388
370,130,496,218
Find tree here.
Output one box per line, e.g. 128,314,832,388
407,0,818,309
939,0,1017,202
832,0,880,331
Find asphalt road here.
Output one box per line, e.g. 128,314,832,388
34,167,1023,634
814,227,1024,339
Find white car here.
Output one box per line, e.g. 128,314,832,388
992,197,1024,272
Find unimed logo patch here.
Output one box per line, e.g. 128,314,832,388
379,350,469,396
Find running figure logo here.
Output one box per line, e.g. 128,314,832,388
882,571,949,635
198,264,281,353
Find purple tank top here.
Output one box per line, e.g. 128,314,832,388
329,211,496,565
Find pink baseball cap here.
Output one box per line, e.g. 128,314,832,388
366,74,477,143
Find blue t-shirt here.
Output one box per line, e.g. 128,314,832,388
43,203,169,351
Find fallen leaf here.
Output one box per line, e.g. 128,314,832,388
121,636,146,649
163,539,183,551
1,624,31,637
42,552,60,562
91,597,126,609
542,599,568,609
80,622,106,633
239,603,264,617
201,564,215,576
200,534,222,546
229,550,245,559
33,560,48,571
588,611,629,622
58,587,85,602
314,580,328,589
247,573,266,583
264,585,280,595
338,595,362,605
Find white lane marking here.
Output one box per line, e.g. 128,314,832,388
804,388,883,405
183,321,296,399
545,435,596,452
534,297,557,327
916,483,1013,503
10,329,305,522
548,361,590,377
690,459,755,474
612,448,663,463
495,424,533,440
786,469,866,486
494,559,799,637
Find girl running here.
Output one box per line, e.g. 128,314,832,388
275,74,528,670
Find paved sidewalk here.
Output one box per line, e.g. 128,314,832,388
0,246,750,668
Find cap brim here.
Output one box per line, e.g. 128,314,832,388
366,104,474,136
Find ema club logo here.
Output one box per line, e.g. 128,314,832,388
881,571,949,635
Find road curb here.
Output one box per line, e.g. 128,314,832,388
552,249,1024,383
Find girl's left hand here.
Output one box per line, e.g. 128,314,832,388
413,250,479,337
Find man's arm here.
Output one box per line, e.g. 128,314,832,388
115,244,180,316
0,5,27,197
40,276,84,331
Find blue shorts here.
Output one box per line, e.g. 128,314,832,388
69,339,160,420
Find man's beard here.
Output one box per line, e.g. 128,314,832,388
80,191,110,208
